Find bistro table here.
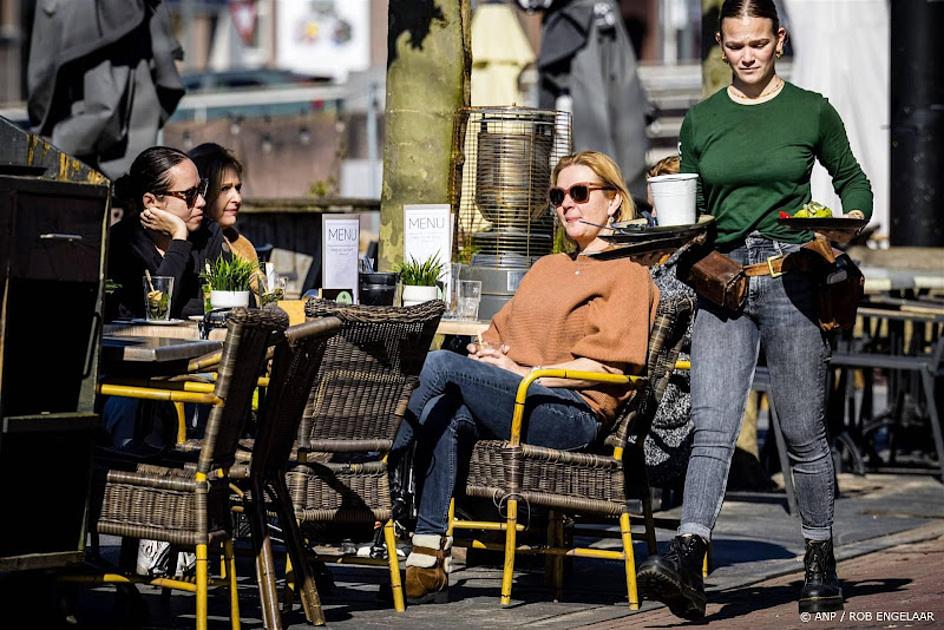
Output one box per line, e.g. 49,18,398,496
829,303,944,480
100,329,226,444
849,245,944,295
100,333,223,377
436,318,490,338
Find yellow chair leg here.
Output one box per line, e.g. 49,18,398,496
283,554,296,613
446,498,456,537
224,540,241,630
196,543,209,630
384,520,405,613
500,498,518,607
619,512,640,610
174,402,187,445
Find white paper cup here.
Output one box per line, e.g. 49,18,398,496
648,173,698,226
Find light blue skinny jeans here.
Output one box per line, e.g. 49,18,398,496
401,350,600,535
679,232,835,542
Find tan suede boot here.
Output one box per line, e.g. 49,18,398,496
405,534,450,604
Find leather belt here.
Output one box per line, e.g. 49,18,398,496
743,254,787,278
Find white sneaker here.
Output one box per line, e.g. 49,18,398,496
136,540,172,577
175,551,197,577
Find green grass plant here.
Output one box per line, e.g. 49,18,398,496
395,254,444,287
202,256,256,292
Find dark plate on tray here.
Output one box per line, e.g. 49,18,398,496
778,217,867,231
586,234,694,263
600,214,714,244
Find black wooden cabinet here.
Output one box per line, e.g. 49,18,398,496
0,176,109,571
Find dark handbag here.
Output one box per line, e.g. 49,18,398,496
677,247,748,313
816,253,864,331
795,237,864,331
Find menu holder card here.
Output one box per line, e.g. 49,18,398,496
403,203,453,293
322,214,360,303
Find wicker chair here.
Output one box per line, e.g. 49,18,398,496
82,308,288,630
453,292,695,609
285,299,445,612
239,316,341,629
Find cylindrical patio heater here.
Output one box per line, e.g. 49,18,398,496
453,107,572,319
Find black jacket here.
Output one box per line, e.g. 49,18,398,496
106,218,226,320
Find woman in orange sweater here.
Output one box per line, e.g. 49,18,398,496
403,151,659,604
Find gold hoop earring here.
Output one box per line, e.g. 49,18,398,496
720,54,729,64
776,50,784,59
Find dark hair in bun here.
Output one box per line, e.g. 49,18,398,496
719,0,780,32
112,146,190,212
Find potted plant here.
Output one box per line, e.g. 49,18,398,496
202,256,256,309
396,254,444,307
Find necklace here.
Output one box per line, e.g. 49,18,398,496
728,76,784,103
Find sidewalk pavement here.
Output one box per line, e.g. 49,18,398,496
587,525,944,630
12,473,943,628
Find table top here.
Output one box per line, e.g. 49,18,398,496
101,335,222,363
104,320,227,341
861,266,944,293
436,318,490,337
857,306,944,323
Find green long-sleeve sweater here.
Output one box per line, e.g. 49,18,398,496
679,81,873,247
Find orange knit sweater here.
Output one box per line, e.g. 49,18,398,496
482,253,659,426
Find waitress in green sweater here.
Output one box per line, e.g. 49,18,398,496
637,0,872,620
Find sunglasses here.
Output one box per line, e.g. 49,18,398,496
160,178,209,208
548,182,614,208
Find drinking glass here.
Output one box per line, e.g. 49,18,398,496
456,279,482,320
143,276,173,321
443,263,466,319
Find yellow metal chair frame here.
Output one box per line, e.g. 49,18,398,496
66,391,241,630
78,308,286,629
99,374,270,445
450,368,647,608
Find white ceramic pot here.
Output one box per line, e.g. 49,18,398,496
210,290,251,309
401,285,439,307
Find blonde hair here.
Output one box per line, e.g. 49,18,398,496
647,155,681,178
551,151,635,222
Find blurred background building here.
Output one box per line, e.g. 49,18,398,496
0,0,898,236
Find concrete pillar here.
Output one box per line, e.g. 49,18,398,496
377,1,472,271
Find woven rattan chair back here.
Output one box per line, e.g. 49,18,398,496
250,316,341,476
197,307,289,473
603,292,695,451
300,299,445,453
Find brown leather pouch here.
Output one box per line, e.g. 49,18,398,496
677,248,748,314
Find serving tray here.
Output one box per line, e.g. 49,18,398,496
600,214,714,244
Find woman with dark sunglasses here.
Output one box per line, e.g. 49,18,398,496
399,151,660,604
107,146,226,320
636,0,871,620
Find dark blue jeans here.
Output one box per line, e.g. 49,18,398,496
400,350,600,535
680,233,834,542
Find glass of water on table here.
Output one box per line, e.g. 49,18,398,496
456,280,482,320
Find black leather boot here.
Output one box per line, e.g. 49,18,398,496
637,534,707,620
798,538,843,613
